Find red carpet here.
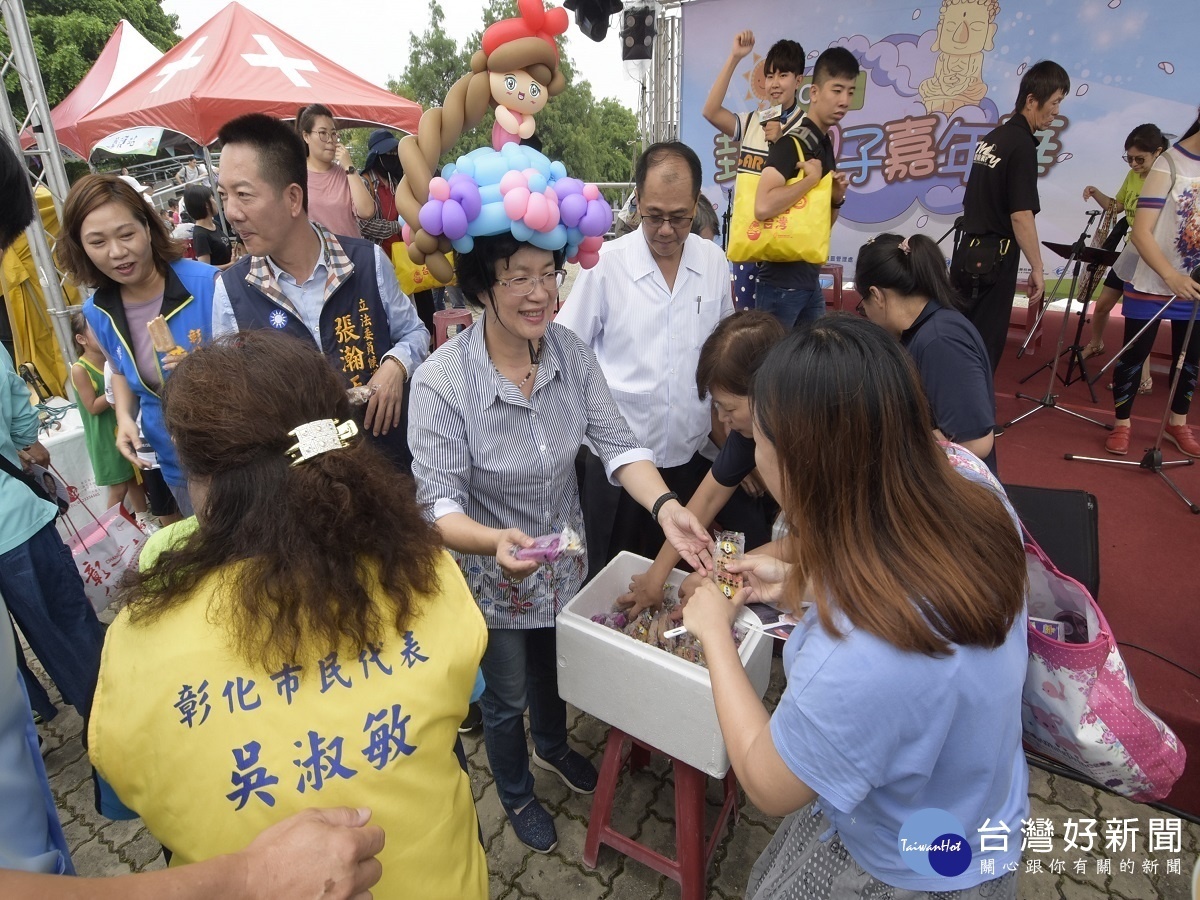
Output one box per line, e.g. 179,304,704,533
992,308,1200,817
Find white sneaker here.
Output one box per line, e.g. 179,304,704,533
135,512,161,534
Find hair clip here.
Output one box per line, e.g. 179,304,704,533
285,418,359,467
898,236,912,255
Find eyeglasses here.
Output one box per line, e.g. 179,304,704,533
642,213,695,230
308,129,337,143
1121,153,1148,165
497,270,566,296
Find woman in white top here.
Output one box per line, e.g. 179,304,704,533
1105,108,1200,458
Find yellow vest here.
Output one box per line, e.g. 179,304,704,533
89,540,488,900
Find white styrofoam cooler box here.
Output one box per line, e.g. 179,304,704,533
556,551,772,778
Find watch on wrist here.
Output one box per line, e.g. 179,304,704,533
346,165,357,175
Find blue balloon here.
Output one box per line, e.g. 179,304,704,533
451,235,475,254
528,223,567,251
510,220,534,242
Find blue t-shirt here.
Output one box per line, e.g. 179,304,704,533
768,446,1028,891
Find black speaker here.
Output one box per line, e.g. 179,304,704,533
619,6,656,61
1003,483,1101,600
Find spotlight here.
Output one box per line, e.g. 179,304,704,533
619,6,656,61
564,0,624,43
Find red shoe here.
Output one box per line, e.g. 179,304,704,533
1104,425,1131,455
1164,424,1200,458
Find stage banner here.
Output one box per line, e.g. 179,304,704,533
680,0,1195,284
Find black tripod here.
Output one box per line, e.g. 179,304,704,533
1003,219,1114,432
1065,267,1200,514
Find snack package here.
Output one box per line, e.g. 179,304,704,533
591,584,745,668
513,526,584,563
713,530,746,599
147,315,184,357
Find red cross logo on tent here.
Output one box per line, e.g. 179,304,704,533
152,37,207,93
242,34,318,87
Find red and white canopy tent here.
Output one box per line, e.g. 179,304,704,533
75,2,422,153
20,19,163,158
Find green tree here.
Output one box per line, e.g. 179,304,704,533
392,0,639,186
5,0,180,119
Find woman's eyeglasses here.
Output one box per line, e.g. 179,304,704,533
308,130,337,143
497,270,566,296
1121,153,1148,165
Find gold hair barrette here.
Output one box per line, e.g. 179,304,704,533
285,418,359,467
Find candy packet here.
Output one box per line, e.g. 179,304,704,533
513,526,585,563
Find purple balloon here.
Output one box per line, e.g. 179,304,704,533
449,175,483,220
418,199,445,237
555,177,583,197
560,192,587,228
442,200,469,241
579,201,612,237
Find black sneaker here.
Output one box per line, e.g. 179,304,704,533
458,702,483,733
507,799,557,853
532,748,598,795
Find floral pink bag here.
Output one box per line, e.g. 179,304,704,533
1022,538,1185,801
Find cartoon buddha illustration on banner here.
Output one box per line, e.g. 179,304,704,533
919,0,999,115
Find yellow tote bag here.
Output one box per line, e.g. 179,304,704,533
391,244,456,296
727,135,832,265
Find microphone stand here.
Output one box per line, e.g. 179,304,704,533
1065,265,1200,514
1003,213,1111,432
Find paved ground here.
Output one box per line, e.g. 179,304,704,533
32,641,1198,899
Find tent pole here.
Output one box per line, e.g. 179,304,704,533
0,0,81,394
201,144,228,231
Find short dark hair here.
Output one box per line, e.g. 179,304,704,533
1013,60,1069,114
182,184,213,221
0,139,35,251
764,39,805,77
812,47,859,85
454,232,566,306
695,310,786,399
217,113,309,212
634,141,702,200
1125,123,1168,154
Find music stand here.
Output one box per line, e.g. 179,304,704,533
1065,268,1200,515
1016,243,1119,403
1003,234,1114,432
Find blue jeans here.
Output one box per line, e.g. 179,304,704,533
478,626,568,811
0,521,105,722
754,283,826,329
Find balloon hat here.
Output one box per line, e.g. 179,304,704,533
403,142,612,272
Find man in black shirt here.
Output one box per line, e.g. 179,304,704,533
953,59,1069,373
754,47,858,328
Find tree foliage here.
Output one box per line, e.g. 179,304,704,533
392,0,639,187
5,0,180,119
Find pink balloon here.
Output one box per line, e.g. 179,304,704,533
428,177,451,202
442,201,468,241
525,192,549,231
560,193,587,227
503,186,530,221
543,198,561,232
580,235,604,253
500,170,527,194
582,184,600,201
401,223,412,243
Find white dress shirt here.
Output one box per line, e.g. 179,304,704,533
555,229,734,468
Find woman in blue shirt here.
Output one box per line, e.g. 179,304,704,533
682,316,1029,899
58,175,217,518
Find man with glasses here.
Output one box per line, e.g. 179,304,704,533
557,141,734,576
210,113,429,471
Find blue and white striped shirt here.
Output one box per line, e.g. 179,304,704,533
408,318,652,629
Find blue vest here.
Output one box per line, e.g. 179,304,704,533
83,258,217,487
220,237,390,389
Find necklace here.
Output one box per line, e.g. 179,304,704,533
516,363,537,389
